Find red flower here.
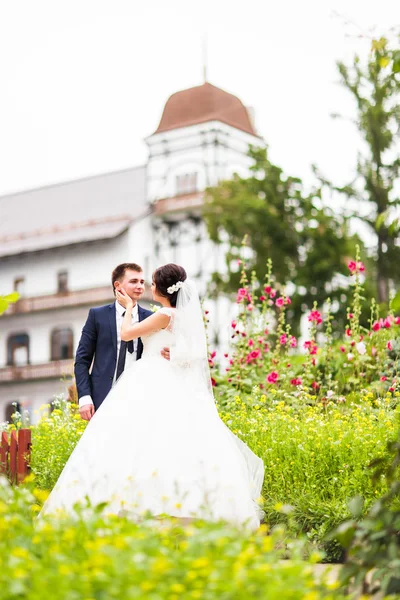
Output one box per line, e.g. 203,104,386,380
381,376,387,381
280,333,287,345
311,381,320,389
211,377,217,387
260,295,266,302
270,290,277,299
285,297,292,305
236,288,247,302
395,317,400,325
231,320,237,329
266,371,279,384
308,310,322,324
210,351,216,359
346,328,352,337
248,339,254,347
275,297,284,307
291,377,302,386
372,321,380,332
383,317,392,329
387,341,393,351
340,345,346,352
264,285,272,294
348,260,365,274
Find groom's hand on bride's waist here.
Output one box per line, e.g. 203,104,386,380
79,404,95,421
161,347,170,361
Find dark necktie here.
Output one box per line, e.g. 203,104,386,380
115,311,135,381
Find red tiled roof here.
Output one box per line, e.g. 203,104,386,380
154,82,257,136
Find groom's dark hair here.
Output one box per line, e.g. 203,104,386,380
153,264,187,307
112,262,143,295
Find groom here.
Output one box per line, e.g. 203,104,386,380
75,262,167,421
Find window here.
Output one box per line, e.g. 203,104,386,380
51,328,73,361
13,277,25,295
4,401,21,423
7,333,29,366
57,270,68,293
176,172,198,195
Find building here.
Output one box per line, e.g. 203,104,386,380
0,81,264,423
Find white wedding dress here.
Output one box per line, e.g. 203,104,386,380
41,294,264,530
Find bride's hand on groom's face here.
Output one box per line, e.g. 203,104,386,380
116,289,133,309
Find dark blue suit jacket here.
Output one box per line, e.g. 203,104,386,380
74,303,153,410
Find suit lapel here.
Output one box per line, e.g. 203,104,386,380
108,303,117,358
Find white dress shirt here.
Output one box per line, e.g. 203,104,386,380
78,301,139,408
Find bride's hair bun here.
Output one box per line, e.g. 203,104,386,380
153,264,187,307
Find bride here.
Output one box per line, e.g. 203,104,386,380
40,264,264,529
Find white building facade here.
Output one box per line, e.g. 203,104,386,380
0,82,264,423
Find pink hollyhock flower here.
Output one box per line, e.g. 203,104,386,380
208,359,214,368
210,351,216,359
308,310,322,324
280,334,287,345
349,313,354,318
348,260,365,274
285,297,292,305
340,345,346,352
236,288,247,302
211,378,216,387
275,297,285,307
291,377,302,386
351,340,355,347
270,290,277,299
383,317,392,329
387,341,393,351
247,304,254,311
346,328,352,337
263,343,270,353
348,260,357,273
248,339,254,347
289,336,297,348
224,353,228,358
264,328,269,335
372,321,380,332
266,371,279,384
264,285,272,294
311,381,320,389
260,295,266,302
381,376,387,381
227,378,232,383
395,317,400,325
371,346,377,356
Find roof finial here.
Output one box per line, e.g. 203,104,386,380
202,33,208,83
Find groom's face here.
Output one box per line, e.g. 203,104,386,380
116,269,145,304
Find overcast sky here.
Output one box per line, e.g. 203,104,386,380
0,0,398,198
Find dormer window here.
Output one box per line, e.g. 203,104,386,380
176,172,197,196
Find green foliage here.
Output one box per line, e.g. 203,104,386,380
219,394,400,562
204,146,363,331
316,36,400,306
334,431,400,596
0,480,343,600
29,396,87,490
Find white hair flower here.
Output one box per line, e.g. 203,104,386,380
167,281,184,294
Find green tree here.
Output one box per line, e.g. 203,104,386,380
316,36,400,306
204,147,361,330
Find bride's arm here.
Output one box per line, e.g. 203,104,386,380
120,308,170,341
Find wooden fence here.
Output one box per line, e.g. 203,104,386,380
0,429,31,484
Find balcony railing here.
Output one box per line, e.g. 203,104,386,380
153,192,204,216
4,286,153,316
0,360,74,383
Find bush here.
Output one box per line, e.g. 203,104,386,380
0,478,344,600
29,396,87,490
219,394,400,560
